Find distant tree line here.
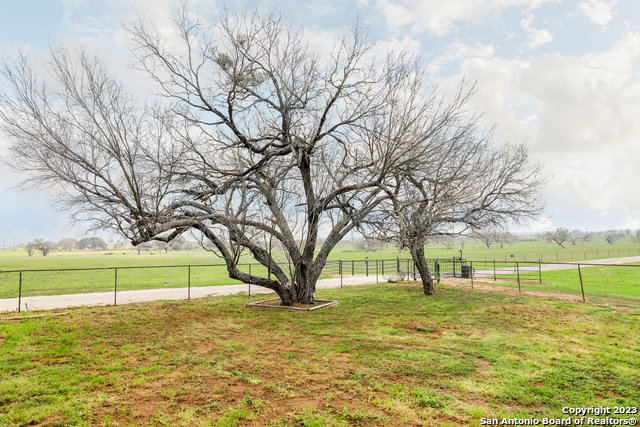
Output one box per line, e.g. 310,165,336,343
23,235,198,256
542,228,640,248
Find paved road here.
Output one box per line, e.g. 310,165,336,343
472,255,640,277
0,275,382,313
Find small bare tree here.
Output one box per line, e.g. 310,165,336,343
354,238,384,252
438,236,456,250
31,238,55,256
58,238,78,251
569,229,583,245
473,229,496,249
457,235,469,249
604,230,621,245
25,242,36,257
494,230,515,248
545,228,569,248
363,84,543,294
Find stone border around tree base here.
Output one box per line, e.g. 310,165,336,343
245,298,338,311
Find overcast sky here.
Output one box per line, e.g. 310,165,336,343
0,0,638,245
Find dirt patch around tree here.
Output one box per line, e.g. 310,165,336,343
246,298,338,311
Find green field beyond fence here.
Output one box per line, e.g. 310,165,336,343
2,238,640,269
464,260,640,308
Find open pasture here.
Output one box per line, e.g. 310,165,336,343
0,283,638,426
470,261,640,308
2,237,640,270
334,239,640,263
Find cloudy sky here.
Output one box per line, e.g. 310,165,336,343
0,0,638,245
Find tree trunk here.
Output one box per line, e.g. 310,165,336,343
409,243,435,295
293,260,317,304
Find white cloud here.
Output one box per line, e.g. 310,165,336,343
435,30,640,227
377,0,413,29
526,28,553,49
520,11,553,49
579,0,617,28
370,0,556,36
427,39,496,75
520,33,640,152
373,35,422,57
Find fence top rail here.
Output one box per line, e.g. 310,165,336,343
0,257,418,274
467,260,640,268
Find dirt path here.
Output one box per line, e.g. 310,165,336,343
442,277,584,302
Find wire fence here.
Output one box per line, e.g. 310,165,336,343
457,260,640,308
0,258,434,313
1,257,638,313
472,246,640,263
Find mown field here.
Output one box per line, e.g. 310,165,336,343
0,283,638,426
2,237,640,270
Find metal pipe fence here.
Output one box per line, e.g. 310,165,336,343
454,259,640,307
0,258,429,313
1,257,638,312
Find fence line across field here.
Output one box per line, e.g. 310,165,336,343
0,258,428,313
1,257,639,312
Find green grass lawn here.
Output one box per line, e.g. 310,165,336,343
0,283,638,425
472,262,640,307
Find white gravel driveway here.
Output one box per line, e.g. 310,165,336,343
0,275,381,313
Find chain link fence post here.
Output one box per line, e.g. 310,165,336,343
578,264,585,303
538,260,542,284
18,271,22,312
114,268,118,306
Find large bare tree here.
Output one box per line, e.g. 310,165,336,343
363,85,543,294
0,10,425,305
